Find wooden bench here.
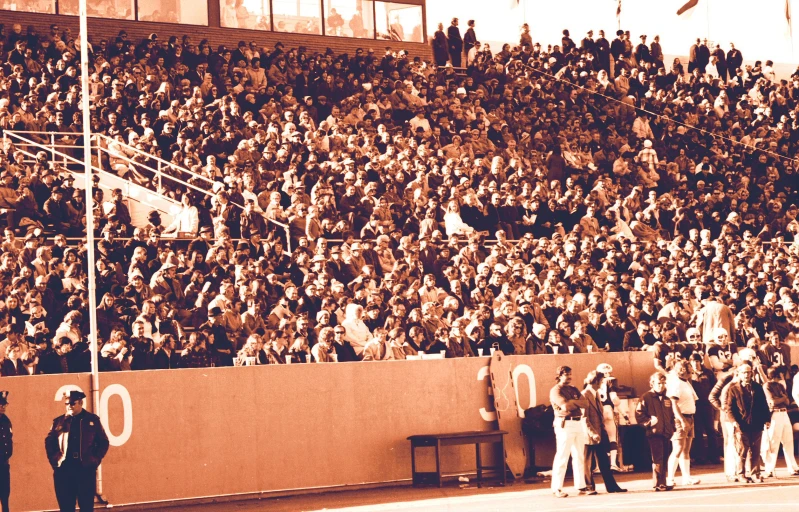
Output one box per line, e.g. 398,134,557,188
407,430,507,488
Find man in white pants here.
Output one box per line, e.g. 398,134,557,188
709,371,737,480
762,367,799,477
549,365,590,498
666,360,701,487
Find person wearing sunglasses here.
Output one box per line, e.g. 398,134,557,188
45,391,110,512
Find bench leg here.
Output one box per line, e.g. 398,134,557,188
436,440,442,487
410,444,417,486
501,437,507,486
476,442,482,488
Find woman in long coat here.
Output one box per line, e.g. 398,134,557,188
432,23,449,67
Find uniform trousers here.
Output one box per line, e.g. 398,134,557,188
551,418,586,492
54,461,96,512
763,410,799,474
0,462,9,512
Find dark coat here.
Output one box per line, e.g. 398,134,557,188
432,30,449,66
723,381,770,432
45,409,110,469
0,415,11,463
635,390,676,438
447,25,463,53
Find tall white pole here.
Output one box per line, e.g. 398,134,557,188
78,0,102,497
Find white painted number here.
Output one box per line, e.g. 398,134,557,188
478,363,536,421
477,365,497,421
512,364,537,417
99,384,133,447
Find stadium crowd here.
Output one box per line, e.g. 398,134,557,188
0,19,794,378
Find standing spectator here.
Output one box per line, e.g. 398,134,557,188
696,294,736,346
726,43,743,74
520,23,532,50
711,43,727,81
432,23,448,67
462,20,477,63
447,18,463,67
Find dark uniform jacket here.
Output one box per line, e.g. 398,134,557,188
45,410,109,469
0,415,11,464
635,390,675,438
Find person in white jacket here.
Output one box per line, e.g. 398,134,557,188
443,200,475,238
341,303,371,358
163,193,199,237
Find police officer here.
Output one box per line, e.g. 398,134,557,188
45,391,110,512
0,392,11,512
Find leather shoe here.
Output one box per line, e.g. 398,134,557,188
578,487,598,496
609,488,628,493
553,490,569,498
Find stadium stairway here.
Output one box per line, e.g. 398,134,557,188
4,130,181,228
4,130,291,244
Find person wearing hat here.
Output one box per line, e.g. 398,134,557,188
0,391,10,512
549,365,590,498
45,390,110,512
198,306,234,366
188,225,214,257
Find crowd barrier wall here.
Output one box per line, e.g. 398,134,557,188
5,348,799,510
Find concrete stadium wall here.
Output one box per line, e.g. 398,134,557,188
5,348,799,511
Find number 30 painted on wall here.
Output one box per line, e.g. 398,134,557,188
477,363,536,421
54,384,133,447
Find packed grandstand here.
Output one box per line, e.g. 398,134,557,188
0,19,796,375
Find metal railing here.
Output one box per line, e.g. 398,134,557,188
3,130,293,252
91,134,291,250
